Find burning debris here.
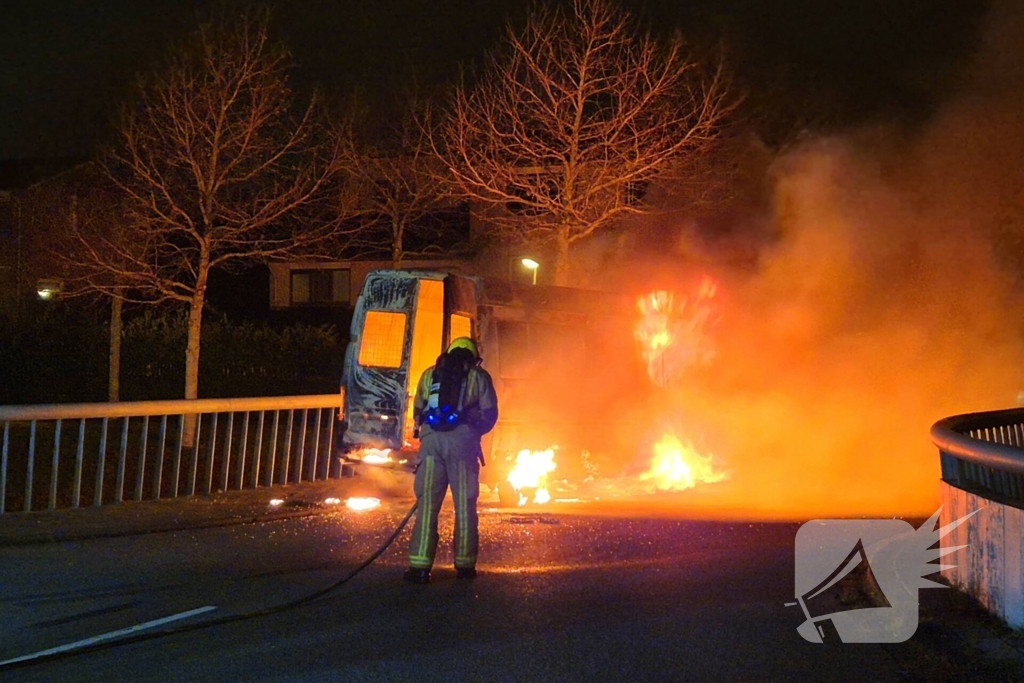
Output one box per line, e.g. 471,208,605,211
506,448,558,506
641,433,727,491
350,448,393,465
630,281,729,495
491,279,730,508
346,497,381,511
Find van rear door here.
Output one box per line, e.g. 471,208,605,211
342,271,423,449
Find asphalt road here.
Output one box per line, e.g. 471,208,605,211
0,500,1018,682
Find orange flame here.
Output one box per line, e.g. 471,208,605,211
640,433,727,491
352,448,392,465
346,496,381,511
506,448,557,506
634,279,718,388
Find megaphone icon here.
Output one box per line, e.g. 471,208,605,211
795,539,892,643
793,510,976,643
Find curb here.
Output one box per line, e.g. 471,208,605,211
0,474,400,547
0,507,328,547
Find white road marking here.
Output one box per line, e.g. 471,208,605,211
0,605,217,666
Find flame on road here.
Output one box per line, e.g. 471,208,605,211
351,448,392,465
346,497,381,511
641,433,727,491
507,448,557,506
632,280,728,494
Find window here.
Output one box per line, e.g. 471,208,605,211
290,269,351,306
358,311,407,368
450,314,473,343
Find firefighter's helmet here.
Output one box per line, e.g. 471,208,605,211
447,337,478,360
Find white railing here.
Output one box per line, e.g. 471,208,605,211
0,395,344,514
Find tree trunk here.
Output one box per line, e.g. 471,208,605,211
391,221,404,269
108,295,123,402
182,261,209,444
553,229,572,286
184,287,206,401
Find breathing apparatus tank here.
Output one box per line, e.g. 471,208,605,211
421,338,478,432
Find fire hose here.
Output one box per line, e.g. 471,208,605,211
0,501,419,671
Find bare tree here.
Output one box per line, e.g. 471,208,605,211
21,165,134,401
337,90,460,268
80,8,347,404
437,0,736,284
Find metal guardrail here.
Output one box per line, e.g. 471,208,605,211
0,395,344,514
931,407,1024,509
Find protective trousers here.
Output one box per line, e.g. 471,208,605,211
408,426,481,571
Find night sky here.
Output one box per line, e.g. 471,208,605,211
0,0,989,161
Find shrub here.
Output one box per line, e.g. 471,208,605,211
0,305,345,404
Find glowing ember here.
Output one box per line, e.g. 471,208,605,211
353,448,392,465
324,497,341,505
641,433,727,491
634,278,718,388
346,497,381,511
269,498,285,507
507,448,557,506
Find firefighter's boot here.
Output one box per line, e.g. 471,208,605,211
403,568,431,584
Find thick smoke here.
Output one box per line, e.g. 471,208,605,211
587,0,1024,518
689,0,1024,517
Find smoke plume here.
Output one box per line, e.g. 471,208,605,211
613,0,1024,518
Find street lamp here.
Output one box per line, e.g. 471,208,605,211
36,278,63,301
521,258,539,285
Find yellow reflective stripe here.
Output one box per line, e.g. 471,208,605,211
458,461,467,558
409,555,433,568
414,368,432,412
416,457,435,561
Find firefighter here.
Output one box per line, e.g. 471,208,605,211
404,337,498,584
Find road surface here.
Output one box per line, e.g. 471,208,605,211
0,499,1018,682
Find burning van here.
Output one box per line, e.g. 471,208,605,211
338,269,646,492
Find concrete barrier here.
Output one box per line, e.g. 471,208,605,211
940,481,1024,628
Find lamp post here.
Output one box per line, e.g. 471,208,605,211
36,278,63,300
521,258,539,285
